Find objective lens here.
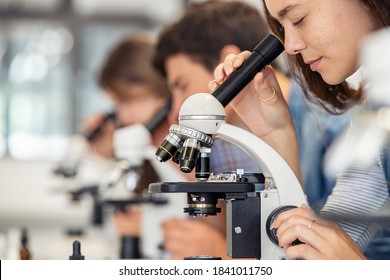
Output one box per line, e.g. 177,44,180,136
195,149,211,180
172,148,182,164
155,133,182,162
179,138,200,173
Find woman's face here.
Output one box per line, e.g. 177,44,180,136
265,0,377,85
108,84,166,127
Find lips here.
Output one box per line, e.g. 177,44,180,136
305,58,322,72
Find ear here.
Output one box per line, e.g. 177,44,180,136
219,44,242,62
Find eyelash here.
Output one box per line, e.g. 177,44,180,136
292,17,305,26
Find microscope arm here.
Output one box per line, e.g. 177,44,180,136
215,123,306,206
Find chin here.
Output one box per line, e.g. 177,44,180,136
319,72,345,86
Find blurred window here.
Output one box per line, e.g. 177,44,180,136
0,1,185,160
2,22,73,159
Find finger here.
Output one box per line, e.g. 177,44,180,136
208,80,221,92
277,219,326,248
253,67,282,104
271,207,315,229
213,50,253,82
233,51,251,67
275,215,316,244
229,50,252,70
271,204,334,228
213,62,226,82
223,53,239,76
284,243,322,260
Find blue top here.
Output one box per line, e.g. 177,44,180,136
289,80,353,211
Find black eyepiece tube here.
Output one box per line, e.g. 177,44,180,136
144,98,172,133
85,111,116,142
211,34,284,107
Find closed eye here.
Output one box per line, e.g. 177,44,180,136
292,17,305,26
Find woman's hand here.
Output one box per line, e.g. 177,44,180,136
271,206,367,260
209,51,302,183
209,52,291,138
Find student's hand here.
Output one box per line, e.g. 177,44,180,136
210,52,291,138
114,205,142,237
161,218,229,260
271,206,367,260
209,51,302,183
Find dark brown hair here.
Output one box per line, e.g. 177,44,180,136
154,0,275,77
262,0,390,113
99,36,170,101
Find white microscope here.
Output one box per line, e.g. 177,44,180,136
149,34,307,260
100,102,189,259
53,102,188,259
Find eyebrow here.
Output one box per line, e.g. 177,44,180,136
277,4,299,19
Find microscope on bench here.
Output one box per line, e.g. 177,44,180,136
102,101,188,259
54,101,187,259
149,34,307,260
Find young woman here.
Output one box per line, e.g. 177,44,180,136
210,0,390,259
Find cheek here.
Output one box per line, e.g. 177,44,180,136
318,33,362,84
116,110,137,126
170,99,182,118
116,104,150,125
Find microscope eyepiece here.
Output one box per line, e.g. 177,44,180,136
212,34,284,107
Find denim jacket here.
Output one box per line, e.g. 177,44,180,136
289,81,353,211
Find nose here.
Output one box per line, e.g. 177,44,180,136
284,29,306,55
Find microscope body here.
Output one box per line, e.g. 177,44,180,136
151,93,307,260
